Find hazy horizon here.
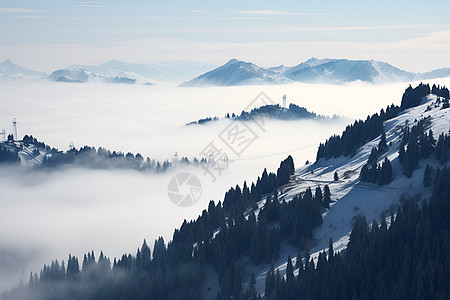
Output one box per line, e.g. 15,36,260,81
1,1,450,73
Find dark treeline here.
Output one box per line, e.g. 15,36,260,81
240,103,318,120
316,83,449,162
359,131,393,186
316,103,400,160
186,103,320,125
360,153,393,185
206,182,327,300
22,134,47,149
222,155,294,217
42,145,173,172
0,134,51,164
2,155,334,300
398,117,449,177
361,95,449,184
0,145,20,164
0,146,20,164
401,83,448,110
1,134,181,172
269,166,450,300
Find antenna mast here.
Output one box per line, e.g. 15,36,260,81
173,151,179,165
12,118,17,141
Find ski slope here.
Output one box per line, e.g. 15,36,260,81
0,141,50,167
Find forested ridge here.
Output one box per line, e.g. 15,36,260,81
316,83,448,161
269,166,450,300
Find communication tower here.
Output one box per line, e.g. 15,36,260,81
12,118,17,141
173,151,179,165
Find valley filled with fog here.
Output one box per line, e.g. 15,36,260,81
1,78,449,291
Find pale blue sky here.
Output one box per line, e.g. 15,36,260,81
1,0,450,71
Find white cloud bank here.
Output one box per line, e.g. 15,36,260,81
1,78,450,291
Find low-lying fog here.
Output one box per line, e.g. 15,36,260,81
1,78,449,291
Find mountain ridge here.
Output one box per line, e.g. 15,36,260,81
180,58,290,87
181,58,450,86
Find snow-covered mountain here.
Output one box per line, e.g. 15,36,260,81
419,67,450,80
179,59,291,87
182,57,450,86
50,60,215,84
48,69,137,84
282,58,416,84
0,59,47,80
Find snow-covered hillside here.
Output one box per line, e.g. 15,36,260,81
0,140,51,167
241,94,449,297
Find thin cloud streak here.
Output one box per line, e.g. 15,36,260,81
155,24,443,34
75,4,109,8
0,8,44,13
187,9,215,14
236,10,330,16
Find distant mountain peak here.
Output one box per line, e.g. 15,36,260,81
58,60,216,83
226,58,240,64
0,59,47,79
182,57,450,87
179,59,290,87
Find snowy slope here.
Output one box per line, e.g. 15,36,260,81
240,94,449,297
0,141,51,167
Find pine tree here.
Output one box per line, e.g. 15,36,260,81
398,145,406,163
334,171,339,181
423,164,434,188
360,165,369,182
265,264,275,298
323,185,331,208
315,186,323,207
368,147,379,165
286,256,294,283
378,131,387,153
141,239,151,271
328,237,334,261
383,158,392,184
245,272,257,299
403,139,419,177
